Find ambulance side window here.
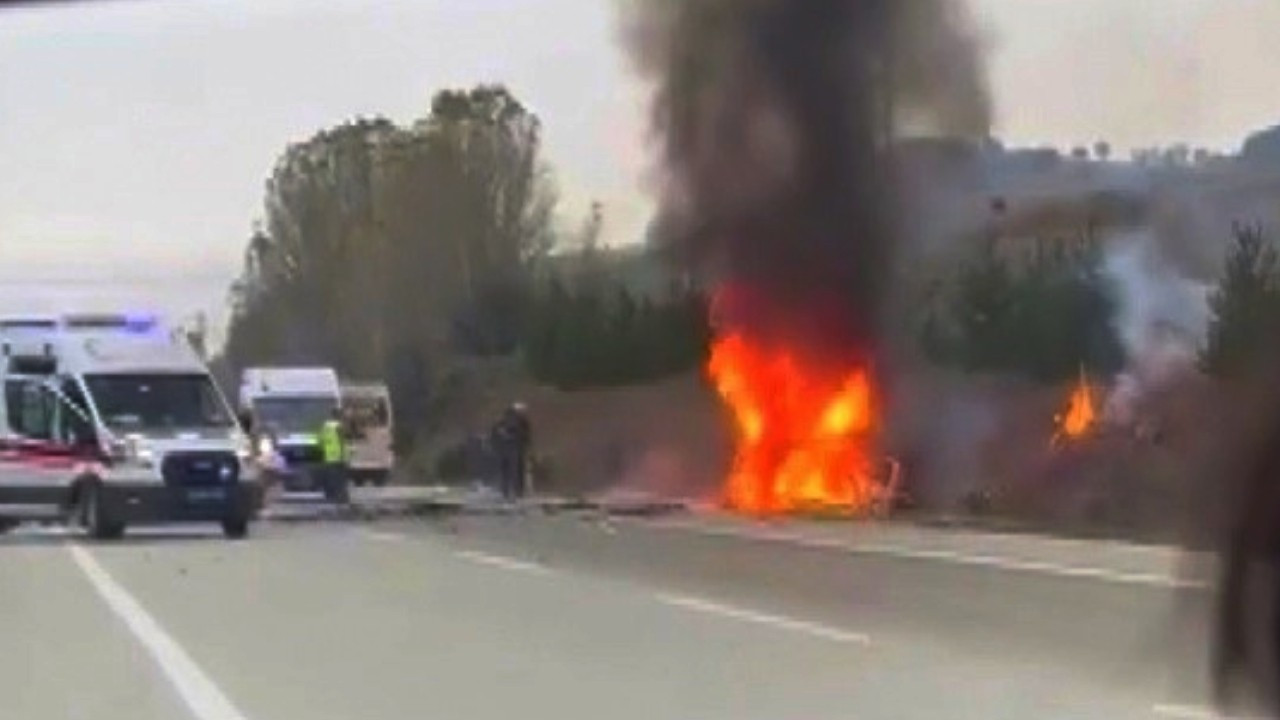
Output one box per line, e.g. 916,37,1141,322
3,381,21,432
4,380,55,441
58,379,94,446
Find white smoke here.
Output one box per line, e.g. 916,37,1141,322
1101,230,1212,425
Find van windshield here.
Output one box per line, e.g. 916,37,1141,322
252,397,337,434
85,373,233,432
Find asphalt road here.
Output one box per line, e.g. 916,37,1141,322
0,509,1239,720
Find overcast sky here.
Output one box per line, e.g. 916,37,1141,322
2,0,1280,339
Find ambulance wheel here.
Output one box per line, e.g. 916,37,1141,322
0,518,18,535
221,518,249,540
84,484,125,541
372,471,390,488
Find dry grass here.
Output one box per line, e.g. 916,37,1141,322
414,362,729,499
413,358,1247,546
887,368,1238,545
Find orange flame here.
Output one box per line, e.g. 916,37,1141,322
1054,369,1097,444
707,331,880,514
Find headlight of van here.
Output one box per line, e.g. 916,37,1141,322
126,436,155,467
108,436,155,468
133,447,156,466
257,436,274,456
107,439,129,463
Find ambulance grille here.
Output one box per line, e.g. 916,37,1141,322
280,445,323,466
161,451,239,488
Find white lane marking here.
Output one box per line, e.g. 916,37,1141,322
852,542,1204,589
655,592,871,645
455,550,551,576
358,529,407,543
69,544,251,720
10,526,220,541
11,525,76,538
1153,705,1215,719
640,519,1205,589
1153,703,1265,719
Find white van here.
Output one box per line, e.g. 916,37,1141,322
339,381,394,486
0,313,263,539
239,366,345,500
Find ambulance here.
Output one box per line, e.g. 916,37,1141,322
0,312,263,539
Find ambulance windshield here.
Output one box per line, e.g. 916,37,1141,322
252,396,337,434
85,373,233,432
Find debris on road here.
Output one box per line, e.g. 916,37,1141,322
257,486,692,526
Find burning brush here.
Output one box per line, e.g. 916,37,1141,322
1051,367,1100,448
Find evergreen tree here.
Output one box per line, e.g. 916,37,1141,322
1202,224,1280,376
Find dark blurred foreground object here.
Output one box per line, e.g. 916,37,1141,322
1213,366,1280,716
3,0,130,9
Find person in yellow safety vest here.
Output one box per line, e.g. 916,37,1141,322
318,408,350,504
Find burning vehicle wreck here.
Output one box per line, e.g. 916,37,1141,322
707,285,899,515
623,0,990,518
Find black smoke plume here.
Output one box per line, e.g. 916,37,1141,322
622,0,990,362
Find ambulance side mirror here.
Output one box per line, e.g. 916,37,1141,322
236,411,253,434
68,424,104,460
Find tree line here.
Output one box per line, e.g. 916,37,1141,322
916,221,1280,382
523,277,708,389
216,81,1276,459
917,233,1124,381
1201,223,1280,376
217,84,711,452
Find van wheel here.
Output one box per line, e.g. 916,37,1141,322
221,518,249,540
372,471,390,488
0,518,18,535
84,484,125,540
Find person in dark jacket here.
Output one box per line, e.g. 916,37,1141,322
486,420,510,498
507,402,532,498
491,402,532,500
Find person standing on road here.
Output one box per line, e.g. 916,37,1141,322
503,402,532,500
319,408,350,505
491,402,533,501
490,410,515,501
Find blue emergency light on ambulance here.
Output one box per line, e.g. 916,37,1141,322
60,312,163,335
123,313,160,333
